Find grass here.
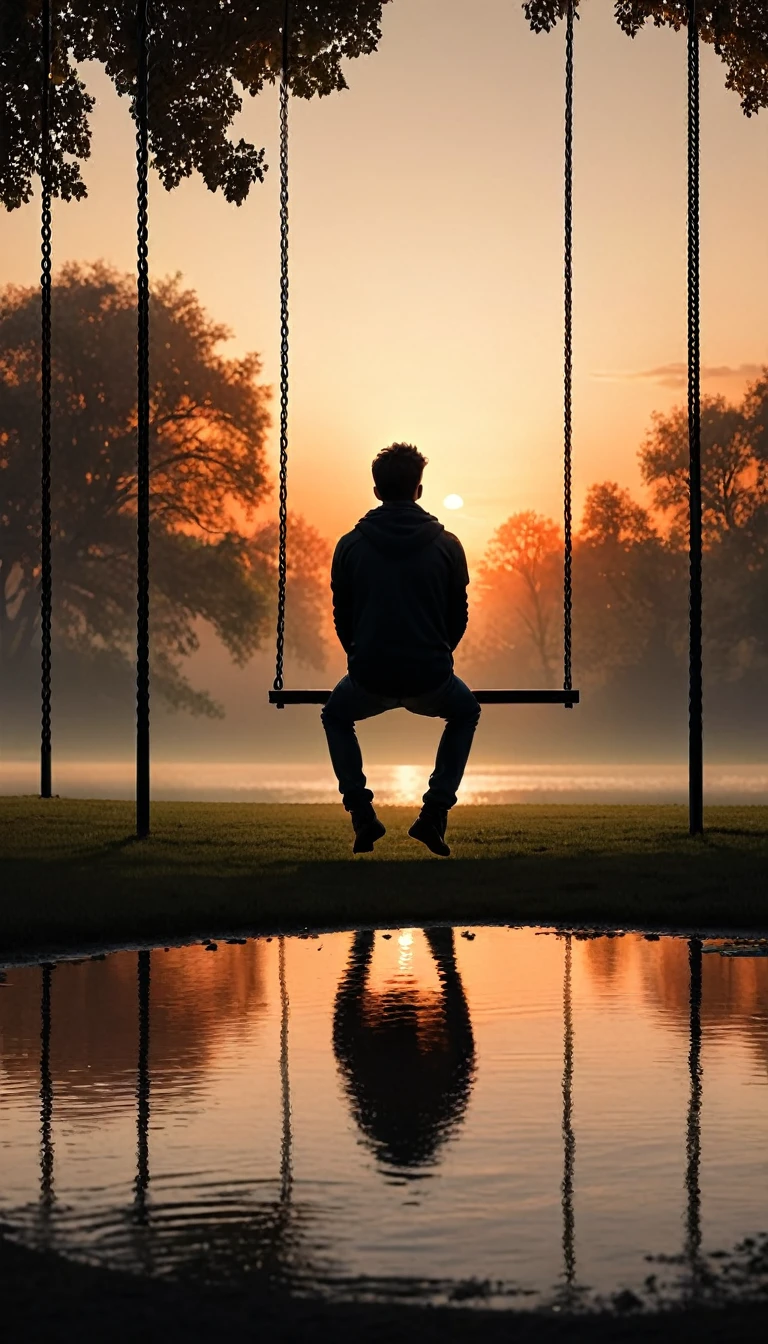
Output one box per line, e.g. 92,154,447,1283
1,797,767,956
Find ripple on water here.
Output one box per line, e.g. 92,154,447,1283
2,928,768,1311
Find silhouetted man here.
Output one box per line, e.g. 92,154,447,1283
322,443,480,856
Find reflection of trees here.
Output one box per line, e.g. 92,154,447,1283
0,942,268,1114
576,932,768,1079
639,937,768,1076
333,929,476,1177
580,932,624,989
26,942,333,1290
118,938,333,1288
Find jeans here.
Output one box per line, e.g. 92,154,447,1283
321,674,481,812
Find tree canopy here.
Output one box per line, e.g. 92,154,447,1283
0,263,328,716
524,3,768,118
1,1,390,210
2,1,765,213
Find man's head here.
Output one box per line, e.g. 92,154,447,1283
372,443,427,503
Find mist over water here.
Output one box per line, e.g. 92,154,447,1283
2,760,767,805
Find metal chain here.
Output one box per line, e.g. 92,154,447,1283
687,0,703,834
136,0,151,836
274,0,291,698
40,0,53,796
562,0,574,700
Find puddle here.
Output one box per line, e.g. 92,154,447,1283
2,927,768,1311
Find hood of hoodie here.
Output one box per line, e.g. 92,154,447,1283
354,502,445,559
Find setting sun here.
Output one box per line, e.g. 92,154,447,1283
443,494,464,511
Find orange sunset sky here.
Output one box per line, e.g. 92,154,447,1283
3,0,768,562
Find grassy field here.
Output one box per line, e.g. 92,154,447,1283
1,797,767,956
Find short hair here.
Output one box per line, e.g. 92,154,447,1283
372,443,428,502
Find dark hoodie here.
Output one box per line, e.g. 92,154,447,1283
331,501,470,696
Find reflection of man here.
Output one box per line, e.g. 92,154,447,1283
332,928,476,1177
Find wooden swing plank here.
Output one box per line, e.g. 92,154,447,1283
269,689,580,707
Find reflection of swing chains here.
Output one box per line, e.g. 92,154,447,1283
39,962,55,1215
279,936,293,1203
40,0,53,798
685,937,703,1288
135,949,151,1220
561,934,576,1296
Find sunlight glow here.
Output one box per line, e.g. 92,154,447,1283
443,494,464,511
398,928,415,972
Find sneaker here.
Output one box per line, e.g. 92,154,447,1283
408,804,451,857
350,805,386,854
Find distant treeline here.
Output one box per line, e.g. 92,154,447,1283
2,266,767,755
462,384,768,745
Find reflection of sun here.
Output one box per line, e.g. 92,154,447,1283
443,494,464,510
398,928,415,971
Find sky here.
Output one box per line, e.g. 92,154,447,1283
3,0,768,562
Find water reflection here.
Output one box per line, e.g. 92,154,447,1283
333,928,476,1179
2,941,268,1112
685,938,703,1297
135,951,151,1222
279,937,292,1204
39,964,54,1219
2,929,768,1309
559,935,577,1304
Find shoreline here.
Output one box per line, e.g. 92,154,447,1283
2,798,767,959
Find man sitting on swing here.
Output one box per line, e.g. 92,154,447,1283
322,443,480,857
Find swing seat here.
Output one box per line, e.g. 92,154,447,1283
270,688,579,707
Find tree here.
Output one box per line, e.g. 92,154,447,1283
524,2,768,118
576,481,685,684
469,511,563,686
639,395,761,543
0,262,328,716
3,2,765,213
1,1,390,211
639,379,768,681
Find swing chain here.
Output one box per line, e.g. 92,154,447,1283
136,0,151,834
687,0,703,832
40,0,53,795
563,0,574,698
274,0,291,696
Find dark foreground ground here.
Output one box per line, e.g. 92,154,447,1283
2,799,768,956
2,1236,766,1344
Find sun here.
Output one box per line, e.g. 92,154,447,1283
443,494,464,510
